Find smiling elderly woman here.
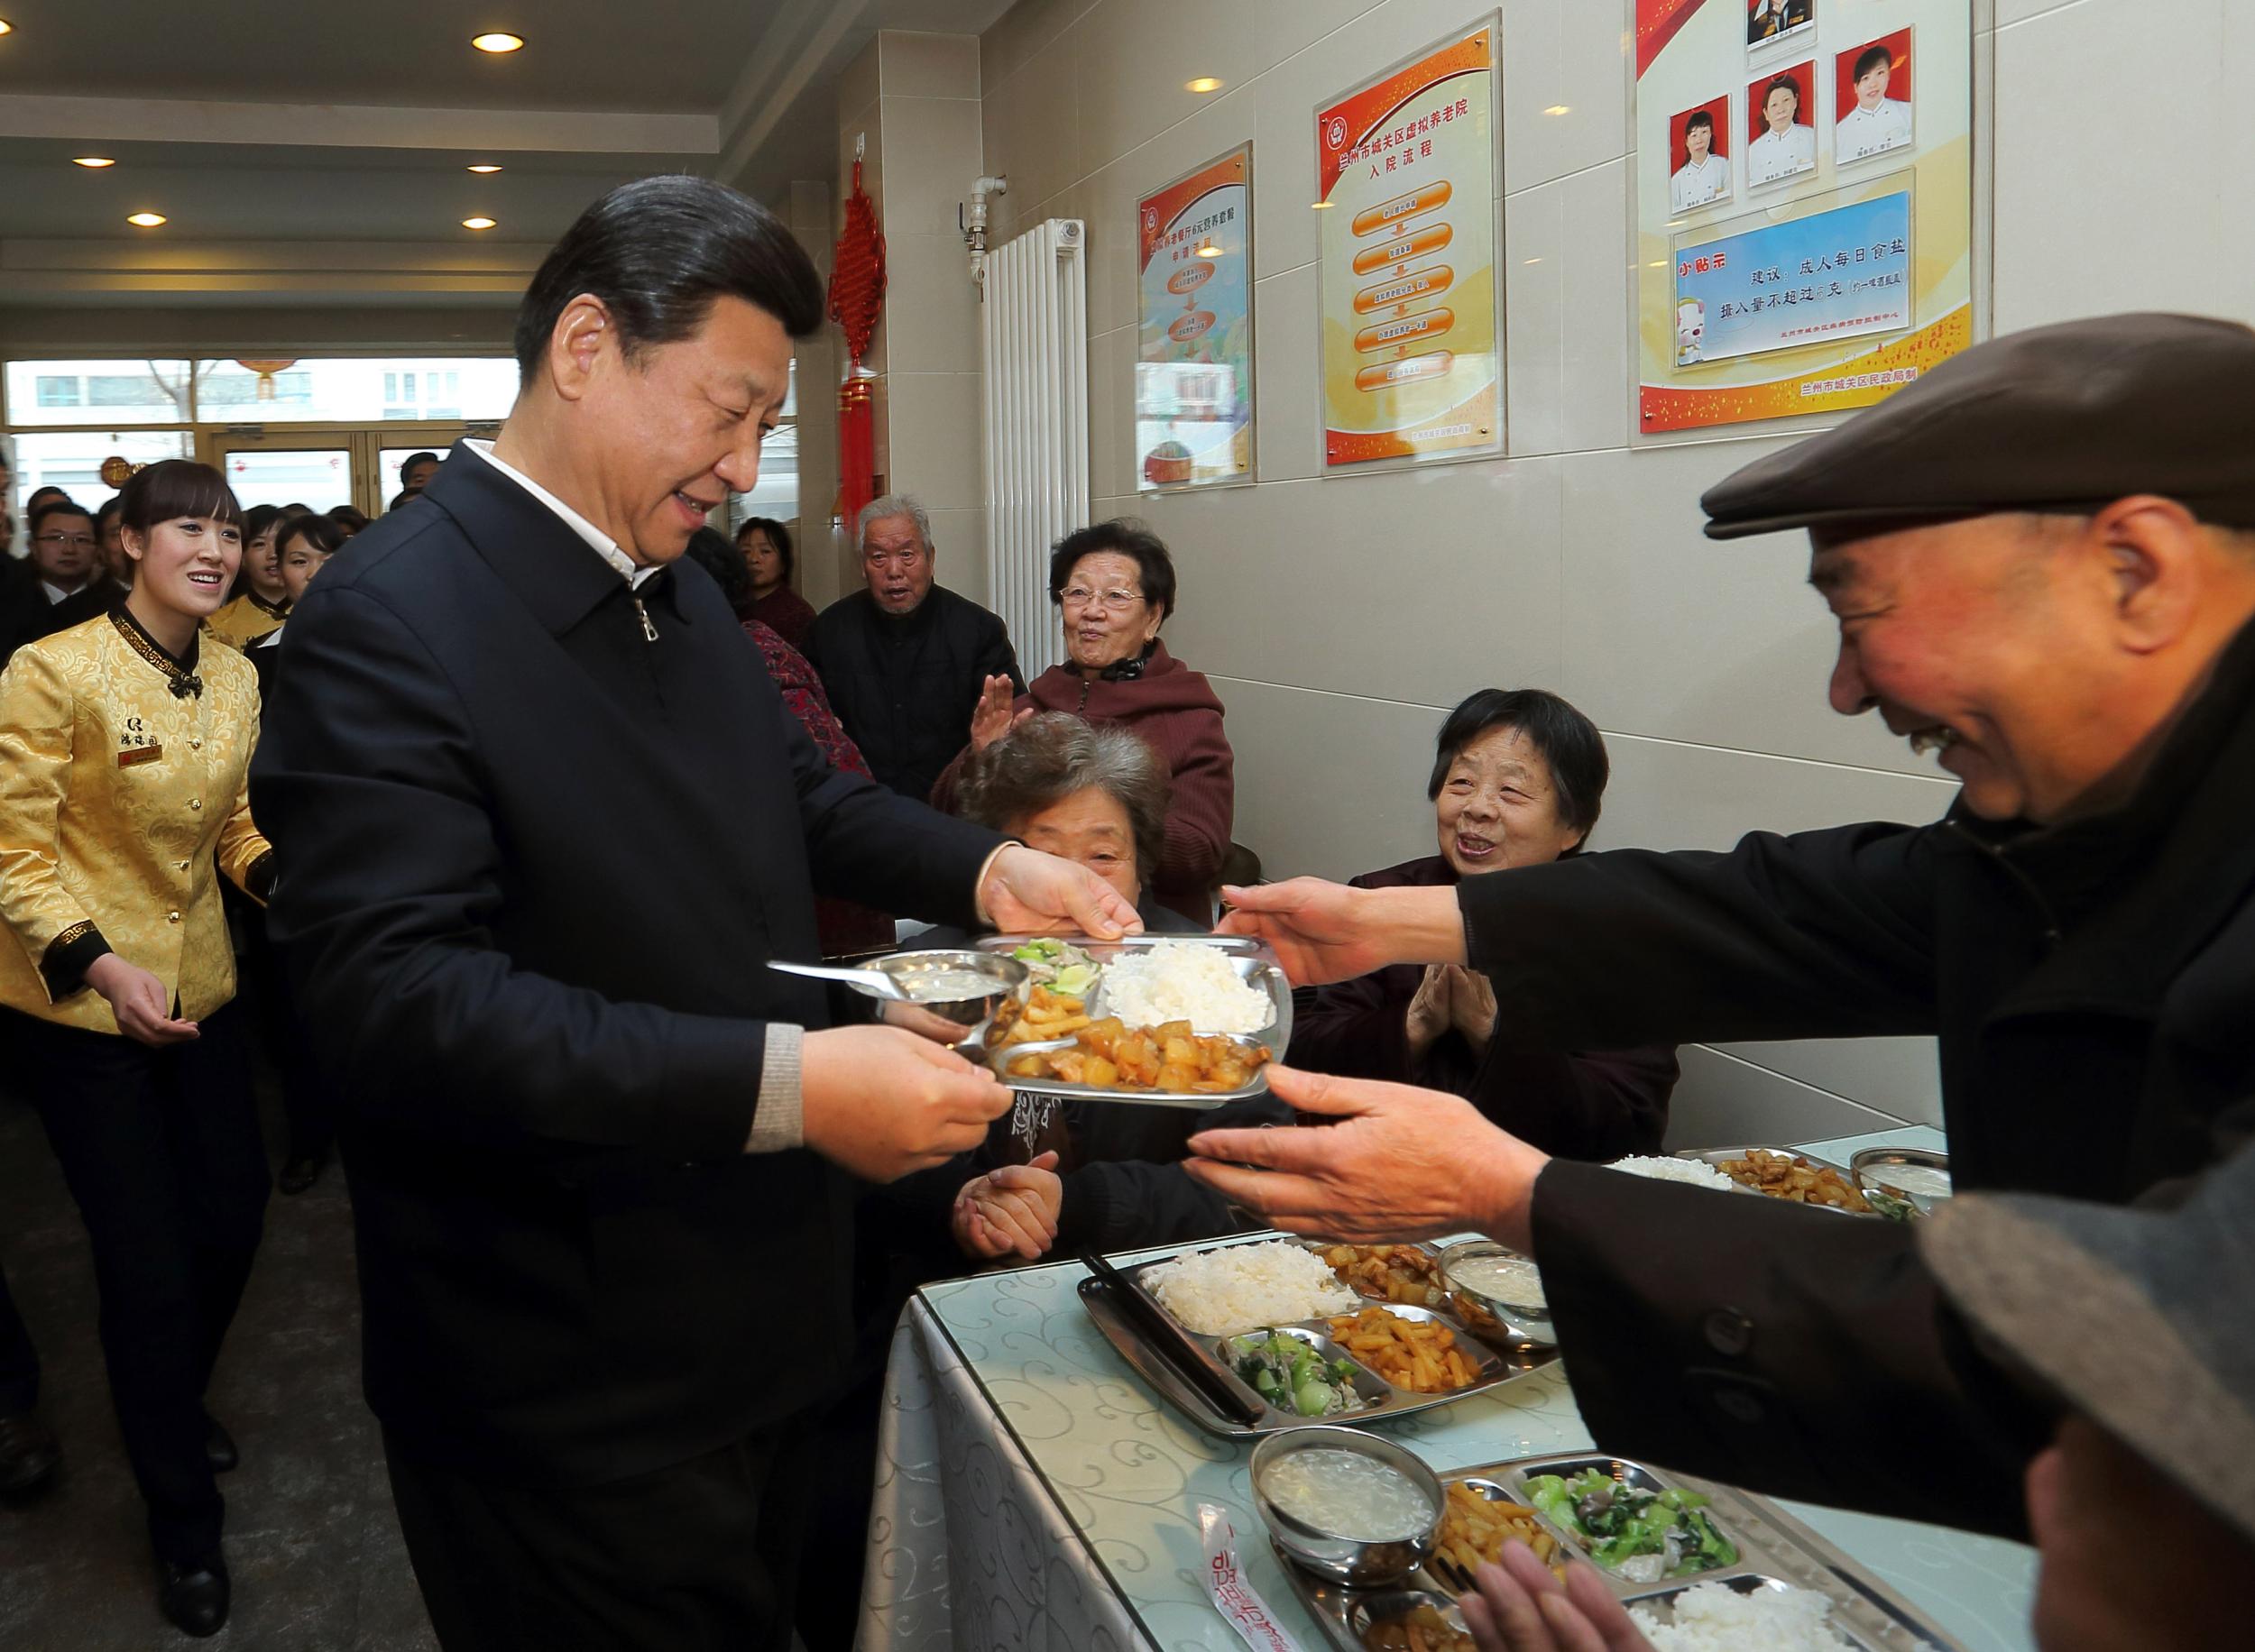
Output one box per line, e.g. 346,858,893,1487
1286,689,1677,1161
932,519,1234,923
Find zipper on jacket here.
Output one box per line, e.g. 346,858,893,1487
631,594,659,642
1075,678,1091,713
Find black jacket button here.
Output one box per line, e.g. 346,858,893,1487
1704,1308,1753,1357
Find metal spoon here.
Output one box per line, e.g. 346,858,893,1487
765,959,913,1001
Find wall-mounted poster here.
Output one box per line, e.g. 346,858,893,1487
1835,30,1913,163
1745,0,1813,51
1634,0,1973,436
1136,145,1254,491
1669,96,1733,212
1314,19,1500,469
1744,59,1818,189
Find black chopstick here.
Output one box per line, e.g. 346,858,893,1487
1081,1251,1265,1427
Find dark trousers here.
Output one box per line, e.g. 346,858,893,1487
0,1253,38,1415
6,1004,270,1559
385,1424,820,1652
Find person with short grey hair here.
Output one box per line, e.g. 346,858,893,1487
806,491,1023,800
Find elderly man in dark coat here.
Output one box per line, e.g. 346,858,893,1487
1191,313,2255,1539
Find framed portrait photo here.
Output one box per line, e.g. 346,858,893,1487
1744,59,1818,190
1745,0,1814,53
1835,29,1914,164
1667,95,1735,214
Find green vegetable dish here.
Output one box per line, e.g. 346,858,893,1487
1523,1469,1739,1583
1009,938,1101,998
1230,1332,1364,1418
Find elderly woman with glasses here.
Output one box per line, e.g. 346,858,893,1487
933,519,1233,923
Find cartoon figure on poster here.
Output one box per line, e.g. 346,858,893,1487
1676,298,1707,365
1745,62,1818,188
1669,96,1732,212
1745,0,1812,49
1836,31,1913,163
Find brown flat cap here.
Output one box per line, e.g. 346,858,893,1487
1702,313,2255,540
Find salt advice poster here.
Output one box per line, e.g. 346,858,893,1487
1136,145,1254,491
1315,21,1500,468
1635,0,1973,434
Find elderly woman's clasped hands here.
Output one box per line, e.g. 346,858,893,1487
1457,1544,1656,1652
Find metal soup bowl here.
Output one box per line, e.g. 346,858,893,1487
1439,1239,1557,1349
1250,1426,1445,1587
868,949,1029,1035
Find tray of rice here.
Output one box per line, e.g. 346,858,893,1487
1272,1447,1961,1652
977,934,1292,1108
1077,1236,1558,1440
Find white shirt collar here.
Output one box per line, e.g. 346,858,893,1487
40,578,84,604
463,438,659,589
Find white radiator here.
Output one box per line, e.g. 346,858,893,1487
981,217,1089,682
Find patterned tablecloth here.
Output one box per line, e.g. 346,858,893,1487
856,1125,2038,1652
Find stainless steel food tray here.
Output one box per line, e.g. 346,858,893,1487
977,933,1291,1109
1277,1448,1960,1652
1077,1239,1559,1441
1677,1144,1880,1217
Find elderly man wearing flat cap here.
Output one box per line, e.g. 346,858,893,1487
1190,312,2255,1536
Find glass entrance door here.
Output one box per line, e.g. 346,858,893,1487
199,424,471,518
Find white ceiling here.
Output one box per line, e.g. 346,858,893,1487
0,0,1012,326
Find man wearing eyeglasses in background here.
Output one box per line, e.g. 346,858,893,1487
806,491,1025,803
2,498,117,666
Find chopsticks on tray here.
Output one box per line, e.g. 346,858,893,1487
1080,1252,1266,1427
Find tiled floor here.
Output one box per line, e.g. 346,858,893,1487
0,1072,439,1651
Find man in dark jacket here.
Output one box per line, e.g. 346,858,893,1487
251,177,1137,1651
1187,313,2255,1540
806,492,1023,800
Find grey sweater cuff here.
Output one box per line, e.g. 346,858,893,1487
745,1023,805,1153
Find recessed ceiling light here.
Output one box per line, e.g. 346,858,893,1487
1543,105,1570,116
1195,243,1221,259
127,211,167,227
1310,200,1333,209
73,156,115,168
462,216,497,231
1185,77,1223,94
465,163,503,173
471,31,522,53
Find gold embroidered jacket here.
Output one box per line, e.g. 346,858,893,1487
206,590,288,650
0,610,273,1032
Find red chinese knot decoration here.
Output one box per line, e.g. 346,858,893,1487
829,156,888,528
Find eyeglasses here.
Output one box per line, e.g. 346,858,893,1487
1060,585,1145,610
35,531,97,548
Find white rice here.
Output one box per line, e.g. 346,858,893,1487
1606,1155,1739,1192
1100,941,1270,1035
1141,1240,1357,1335
1628,1583,1853,1651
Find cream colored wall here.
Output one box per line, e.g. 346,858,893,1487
971,0,2254,1143
834,30,993,610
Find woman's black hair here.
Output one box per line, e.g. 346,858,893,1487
513,175,826,380
1426,688,1610,852
94,495,124,531
1046,518,1178,624
736,515,795,583
278,511,351,560
1764,73,1803,120
117,460,243,536
1681,108,1716,161
682,526,751,610
243,504,287,546
328,504,371,532
1853,45,1893,81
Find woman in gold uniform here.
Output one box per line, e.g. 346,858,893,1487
204,502,289,649
0,459,274,1638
